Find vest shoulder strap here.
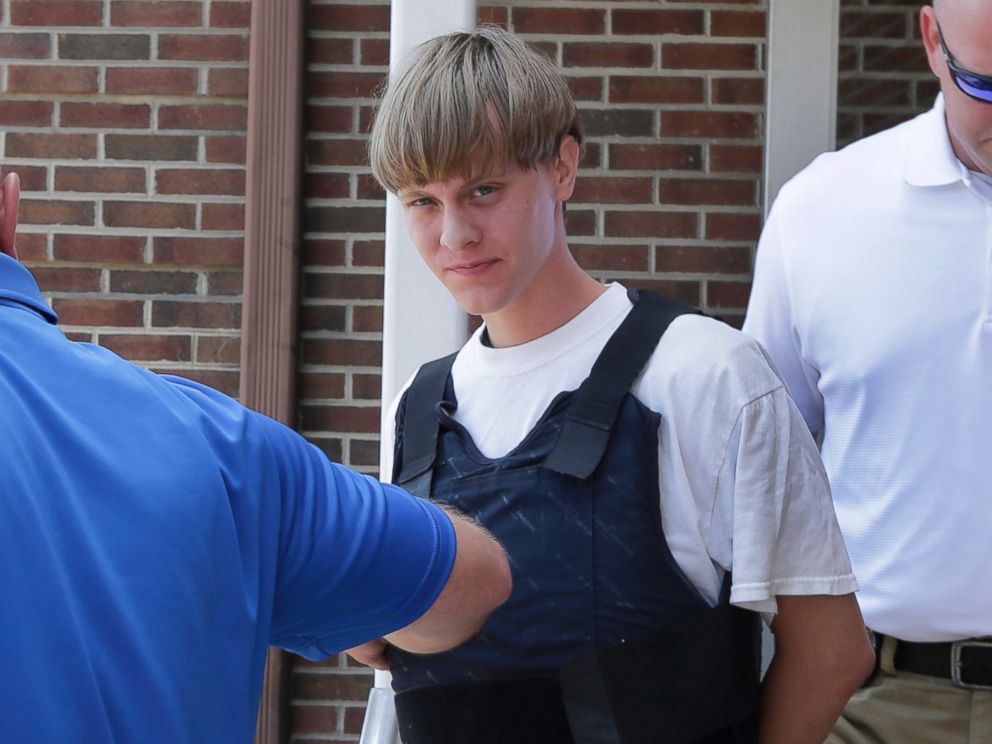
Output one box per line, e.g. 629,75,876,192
543,289,700,478
394,351,458,499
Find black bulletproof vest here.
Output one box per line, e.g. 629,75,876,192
388,290,760,744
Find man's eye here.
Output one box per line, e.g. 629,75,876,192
408,197,433,208
473,185,495,197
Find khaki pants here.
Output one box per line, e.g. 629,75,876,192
826,635,992,744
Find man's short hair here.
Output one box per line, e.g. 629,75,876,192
369,26,583,193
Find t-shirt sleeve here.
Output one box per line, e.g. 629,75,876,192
708,386,857,616
742,203,825,434
257,415,457,659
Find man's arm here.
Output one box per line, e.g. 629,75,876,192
347,508,511,668
759,594,874,743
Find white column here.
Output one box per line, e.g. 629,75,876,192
763,0,840,214
367,0,477,731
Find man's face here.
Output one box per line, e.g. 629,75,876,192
397,138,578,322
922,3,992,176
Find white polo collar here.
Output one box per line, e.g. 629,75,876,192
903,94,968,188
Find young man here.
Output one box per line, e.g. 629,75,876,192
0,170,511,742
352,27,873,744
745,2,992,741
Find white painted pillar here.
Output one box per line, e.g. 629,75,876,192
363,3,476,743
764,0,840,214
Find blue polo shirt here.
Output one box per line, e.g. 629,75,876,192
0,254,456,742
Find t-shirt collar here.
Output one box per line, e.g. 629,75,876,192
0,253,58,324
904,93,970,188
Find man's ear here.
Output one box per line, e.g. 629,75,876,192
552,134,580,202
919,6,945,81
0,172,21,260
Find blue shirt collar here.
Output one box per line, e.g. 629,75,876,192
0,253,59,324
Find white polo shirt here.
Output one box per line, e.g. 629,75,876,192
744,95,992,642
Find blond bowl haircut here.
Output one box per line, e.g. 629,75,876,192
369,26,584,194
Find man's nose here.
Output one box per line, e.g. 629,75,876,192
439,206,481,252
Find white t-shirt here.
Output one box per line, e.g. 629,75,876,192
384,283,856,616
744,95,992,641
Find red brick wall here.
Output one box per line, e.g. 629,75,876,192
837,0,937,146
0,0,250,395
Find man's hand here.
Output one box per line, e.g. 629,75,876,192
0,172,21,259
346,639,390,670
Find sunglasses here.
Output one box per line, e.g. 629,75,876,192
936,21,992,104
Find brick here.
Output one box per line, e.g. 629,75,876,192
609,76,704,104
29,266,101,292
352,373,381,399
308,71,384,98
711,11,767,38
54,234,146,263
307,436,343,463
477,6,508,26
10,0,103,26
705,212,761,241
300,305,348,333
351,305,382,333
13,232,47,261
205,136,246,164
298,371,346,399
610,143,701,171
159,34,248,62
55,166,147,193
360,38,389,67
306,207,384,235
105,67,199,95
20,199,95,226
111,1,203,27
156,169,245,196
581,109,655,138
564,209,596,236
8,65,99,94
159,104,247,131
661,111,757,139
154,237,243,266
306,105,354,134
196,335,241,364
661,178,754,207
513,7,605,35
611,9,704,36
563,42,654,68
61,102,150,129
837,44,859,73
570,243,649,272
99,334,192,362
207,68,249,97
309,4,389,32
52,299,143,327
110,269,197,294
165,369,238,397
579,143,602,169
0,32,52,58
206,271,242,296
711,77,764,105
663,43,756,71
572,176,653,204
304,273,383,300
289,703,338,734
706,280,751,309
303,240,347,267
840,10,907,39
350,174,380,201
209,1,251,28
58,33,150,59
655,245,752,274
105,135,198,162
200,203,244,231
350,440,379,467
0,100,53,127
4,165,47,191
103,201,196,229
838,78,913,107
710,144,763,174
862,45,929,73
306,173,350,200
603,210,697,238
307,139,368,167
566,76,603,102
152,300,241,329
303,338,381,367
300,405,380,433
308,38,355,66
